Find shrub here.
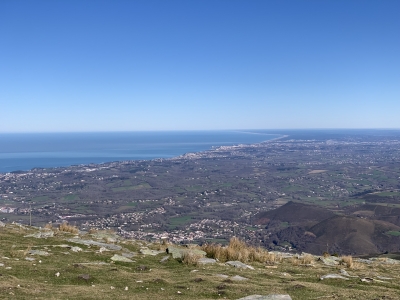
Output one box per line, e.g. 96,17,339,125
182,251,203,265
44,223,53,230
201,237,273,263
301,254,315,265
59,222,79,234
341,255,354,268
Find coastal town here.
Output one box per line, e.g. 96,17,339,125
1,133,400,251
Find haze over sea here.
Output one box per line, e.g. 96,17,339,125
0,131,281,173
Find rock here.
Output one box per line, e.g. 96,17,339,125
361,277,374,283
160,256,170,263
70,246,82,252
370,257,400,265
237,295,292,300
376,276,393,280
231,275,248,281
355,258,373,264
67,238,122,251
0,263,4,267
197,258,216,265
166,246,206,259
24,230,54,239
99,247,109,253
215,274,229,279
52,244,71,248
0,221,5,227
55,272,60,277
78,274,91,281
339,269,358,278
320,274,349,280
270,252,293,259
226,261,254,270
91,231,119,243
319,256,339,266
140,247,164,256
76,262,109,265
25,257,35,261
136,265,149,271
110,254,133,263
121,252,136,258
29,250,50,256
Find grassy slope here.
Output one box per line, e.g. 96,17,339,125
0,224,400,299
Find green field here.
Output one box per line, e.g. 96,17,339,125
113,183,151,192
64,194,79,201
386,231,400,236
32,196,49,202
169,216,192,228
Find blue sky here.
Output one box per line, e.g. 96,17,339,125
1,0,399,132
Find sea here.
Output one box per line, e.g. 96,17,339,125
0,130,282,173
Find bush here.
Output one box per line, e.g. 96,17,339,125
201,237,275,263
182,251,203,265
59,222,79,234
341,255,354,268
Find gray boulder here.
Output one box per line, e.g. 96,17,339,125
29,250,50,256
166,246,206,259
237,295,292,300
319,256,339,266
197,258,216,264
140,247,164,256
226,260,254,270
67,238,122,251
110,254,134,263
24,230,54,239
231,275,249,281
320,274,349,280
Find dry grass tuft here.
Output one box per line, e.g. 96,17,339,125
88,228,98,234
201,237,274,263
59,222,79,234
44,223,53,230
341,255,354,269
301,254,315,265
182,251,203,265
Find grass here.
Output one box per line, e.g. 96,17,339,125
112,183,151,192
202,237,279,264
31,196,49,202
59,222,79,234
63,194,79,201
1,224,400,299
169,216,192,228
375,192,400,197
386,231,400,236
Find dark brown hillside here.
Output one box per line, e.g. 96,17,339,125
349,204,400,226
304,216,400,255
254,201,335,227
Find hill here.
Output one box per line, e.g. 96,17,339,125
257,202,400,255
305,216,400,255
253,201,335,227
349,204,400,226
1,222,400,299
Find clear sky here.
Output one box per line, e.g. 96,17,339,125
1,0,399,132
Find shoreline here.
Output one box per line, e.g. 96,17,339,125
0,132,284,175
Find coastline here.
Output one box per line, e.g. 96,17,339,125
0,131,284,174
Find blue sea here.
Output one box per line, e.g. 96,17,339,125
0,131,281,173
